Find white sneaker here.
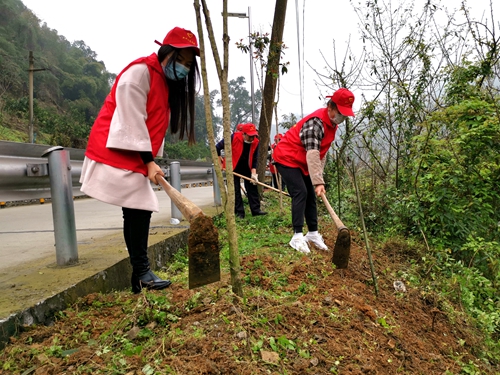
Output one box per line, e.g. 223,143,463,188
305,232,328,250
289,235,311,254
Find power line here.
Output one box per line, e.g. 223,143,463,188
301,1,305,118
295,0,305,118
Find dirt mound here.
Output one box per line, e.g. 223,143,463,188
0,222,496,374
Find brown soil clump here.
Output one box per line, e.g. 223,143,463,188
187,214,220,288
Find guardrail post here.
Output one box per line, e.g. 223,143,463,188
41,146,78,266
169,161,182,220
212,164,221,206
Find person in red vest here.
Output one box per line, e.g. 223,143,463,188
215,123,268,219
273,88,355,254
80,27,200,293
219,124,244,170
269,133,286,191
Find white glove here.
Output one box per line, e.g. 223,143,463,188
251,173,259,185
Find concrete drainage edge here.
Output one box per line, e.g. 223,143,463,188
0,229,189,350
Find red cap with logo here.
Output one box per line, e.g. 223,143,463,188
155,27,200,56
241,123,258,136
326,88,355,116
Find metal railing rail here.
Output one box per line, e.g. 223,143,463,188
0,140,214,203
0,141,223,267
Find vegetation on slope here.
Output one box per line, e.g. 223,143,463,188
0,195,499,374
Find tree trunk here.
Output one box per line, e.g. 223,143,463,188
195,0,243,297
256,0,288,188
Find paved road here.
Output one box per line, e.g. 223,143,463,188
0,186,218,270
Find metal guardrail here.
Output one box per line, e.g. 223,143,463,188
0,141,222,268
0,140,214,204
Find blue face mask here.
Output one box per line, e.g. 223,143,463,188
163,62,190,81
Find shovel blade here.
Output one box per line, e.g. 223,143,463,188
332,227,351,269
189,251,220,289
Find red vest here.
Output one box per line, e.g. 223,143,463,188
273,108,337,175
85,53,169,176
231,132,259,170
269,143,277,173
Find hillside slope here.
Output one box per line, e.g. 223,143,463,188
0,213,497,374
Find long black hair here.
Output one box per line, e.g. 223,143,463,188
158,45,200,145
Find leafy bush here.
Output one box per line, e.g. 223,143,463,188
4,97,29,118
163,140,212,161
409,100,500,251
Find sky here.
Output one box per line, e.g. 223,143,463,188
20,0,360,120
20,0,499,125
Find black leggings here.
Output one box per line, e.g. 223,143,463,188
276,163,318,233
122,207,152,276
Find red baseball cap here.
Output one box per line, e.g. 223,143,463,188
155,27,200,56
274,133,283,141
241,123,258,136
326,88,355,116
236,124,244,132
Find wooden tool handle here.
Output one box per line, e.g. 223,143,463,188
157,175,203,222
232,171,290,197
320,192,347,231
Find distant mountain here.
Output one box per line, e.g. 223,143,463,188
0,0,114,146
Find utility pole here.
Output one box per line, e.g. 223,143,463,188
226,7,255,124
28,51,47,143
247,6,255,124
29,51,34,143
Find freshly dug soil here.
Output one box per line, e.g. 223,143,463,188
187,214,220,288
187,214,219,254
0,217,497,374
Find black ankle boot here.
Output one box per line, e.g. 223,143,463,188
131,271,172,294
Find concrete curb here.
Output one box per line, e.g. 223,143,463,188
0,229,190,350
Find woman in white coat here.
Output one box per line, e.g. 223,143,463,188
80,27,200,293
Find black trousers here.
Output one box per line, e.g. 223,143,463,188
276,163,318,233
122,207,152,277
271,172,286,191
234,174,261,217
